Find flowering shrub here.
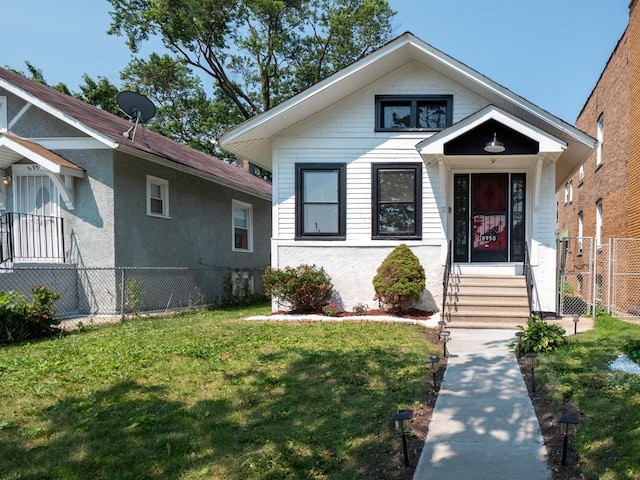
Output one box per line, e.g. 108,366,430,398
263,264,333,312
322,303,339,316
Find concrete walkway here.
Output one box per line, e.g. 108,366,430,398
413,329,551,480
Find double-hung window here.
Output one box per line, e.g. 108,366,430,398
372,163,422,239
295,163,346,239
146,175,169,218
233,200,253,251
375,95,453,131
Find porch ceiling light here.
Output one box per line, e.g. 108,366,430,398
484,132,505,153
2,176,11,185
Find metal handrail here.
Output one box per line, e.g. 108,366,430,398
523,242,541,316
442,240,452,317
0,212,65,264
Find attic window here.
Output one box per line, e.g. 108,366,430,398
375,95,452,131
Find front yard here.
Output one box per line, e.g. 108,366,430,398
0,305,439,479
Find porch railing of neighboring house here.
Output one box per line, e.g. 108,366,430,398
0,212,65,264
523,242,541,316
442,240,452,318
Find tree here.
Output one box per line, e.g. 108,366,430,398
106,0,396,121
74,75,121,115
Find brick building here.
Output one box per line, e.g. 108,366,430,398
556,1,640,315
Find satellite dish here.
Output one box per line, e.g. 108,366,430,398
116,91,156,140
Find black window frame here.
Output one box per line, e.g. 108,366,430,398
372,163,422,240
295,163,346,240
375,95,453,132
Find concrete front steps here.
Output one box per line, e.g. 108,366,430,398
444,274,531,327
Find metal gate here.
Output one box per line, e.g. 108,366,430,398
557,237,640,318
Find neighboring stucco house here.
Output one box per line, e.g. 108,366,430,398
219,32,595,322
0,67,271,316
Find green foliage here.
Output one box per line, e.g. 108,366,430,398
514,317,567,354
220,273,269,308
559,280,575,295
536,315,640,480
263,264,333,312
373,244,425,312
107,0,396,117
0,306,438,479
124,278,142,316
322,302,339,316
623,339,640,364
0,286,61,343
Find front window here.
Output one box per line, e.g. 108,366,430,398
376,95,453,131
146,175,169,218
372,163,422,239
578,211,584,251
295,163,346,239
232,200,253,251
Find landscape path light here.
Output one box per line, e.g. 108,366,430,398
438,320,446,332
559,412,581,466
525,352,538,392
426,355,440,390
572,315,580,335
515,331,524,356
439,330,451,358
391,409,413,467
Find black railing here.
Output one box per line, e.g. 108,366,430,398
523,242,540,315
442,240,452,317
0,212,65,264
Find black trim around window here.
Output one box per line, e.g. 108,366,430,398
372,163,422,240
295,163,346,240
375,95,453,132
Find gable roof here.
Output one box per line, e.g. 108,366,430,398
219,32,595,182
0,67,271,200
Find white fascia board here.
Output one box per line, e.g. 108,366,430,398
0,79,118,149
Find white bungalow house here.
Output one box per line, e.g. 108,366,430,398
219,32,595,323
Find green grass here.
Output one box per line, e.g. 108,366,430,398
538,314,640,480
0,305,438,480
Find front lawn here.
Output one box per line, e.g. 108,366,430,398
0,305,438,479
537,314,640,480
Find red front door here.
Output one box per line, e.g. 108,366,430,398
471,174,508,262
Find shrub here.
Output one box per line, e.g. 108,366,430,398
623,339,640,364
0,286,61,343
263,264,333,312
514,317,567,355
372,244,425,312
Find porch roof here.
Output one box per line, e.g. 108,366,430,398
0,132,86,177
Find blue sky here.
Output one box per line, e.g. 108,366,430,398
0,0,630,123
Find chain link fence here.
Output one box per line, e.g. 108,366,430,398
558,237,640,318
0,265,268,320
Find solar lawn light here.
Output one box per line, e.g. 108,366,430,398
439,330,451,357
438,320,447,331
426,355,440,390
391,409,413,467
572,315,579,335
559,412,581,466
515,331,524,356
525,352,538,392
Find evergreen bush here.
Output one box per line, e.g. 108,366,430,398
372,244,425,312
0,286,61,343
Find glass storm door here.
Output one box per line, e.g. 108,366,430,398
453,173,526,263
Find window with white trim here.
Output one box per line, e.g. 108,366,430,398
0,96,7,132
569,180,573,203
146,175,169,218
579,165,584,183
564,183,569,204
596,199,603,247
596,113,604,167
232,200,253,251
